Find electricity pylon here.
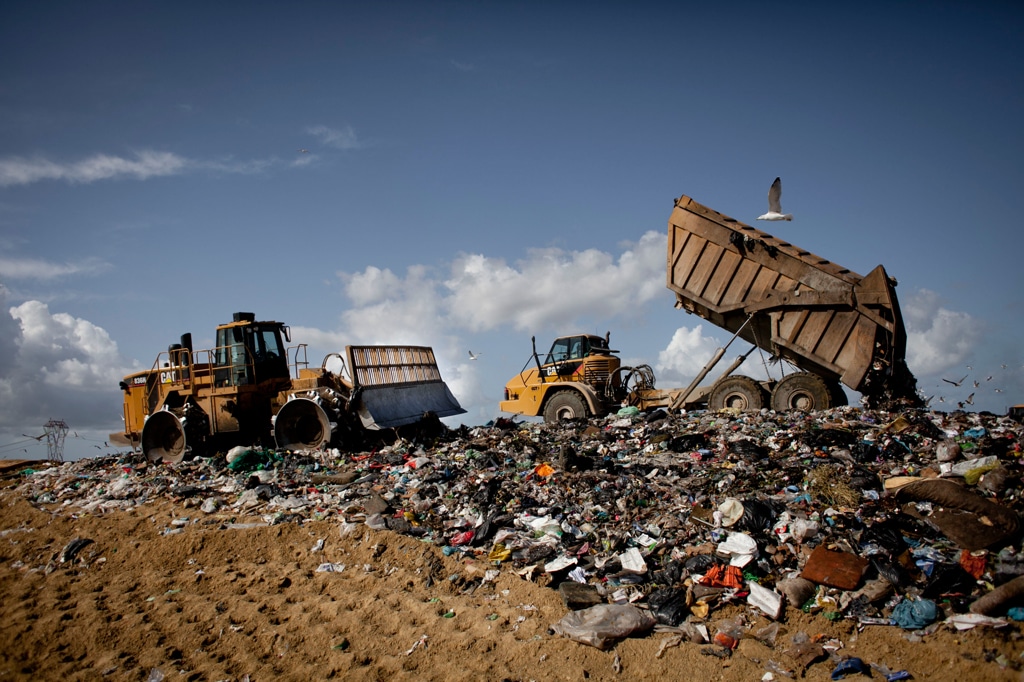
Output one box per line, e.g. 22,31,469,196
43,419,69,463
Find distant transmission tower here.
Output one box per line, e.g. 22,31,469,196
43,419,69,463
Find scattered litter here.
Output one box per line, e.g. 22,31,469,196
9,402,1024,675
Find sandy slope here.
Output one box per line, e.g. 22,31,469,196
1,483,1021,682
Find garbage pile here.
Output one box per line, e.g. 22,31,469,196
9,405,1024,673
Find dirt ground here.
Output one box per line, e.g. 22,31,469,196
0,470,1021,682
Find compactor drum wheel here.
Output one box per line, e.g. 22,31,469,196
771,372,831,412
543,391,588,423
141,410,188,464
708,376,767,411
274,398,333,451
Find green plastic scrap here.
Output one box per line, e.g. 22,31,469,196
226,448,281,472
963,461,999,486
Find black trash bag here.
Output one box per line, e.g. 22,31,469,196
871,557,912,590
850,442,882,463
977,435,1013,458
849,466,882,491
649,560,683,586
472,479,498,507
803,428,858,449
669,433,711,452
684,554,719,574
645,408,668,423
648,587,689,626
880,438,912,460
558,444,593,472
737,499,777,532
471,511,507,546
922,563,977,600
519,543,556,564
730,439,769,460
863,519,908,557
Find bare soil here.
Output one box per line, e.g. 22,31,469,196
1,482,1021,681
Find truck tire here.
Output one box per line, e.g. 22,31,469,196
771,373,831,412
708,376,767,411
543,391,588,423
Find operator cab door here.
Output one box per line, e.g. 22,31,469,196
214,324,289,387
249,326,288,383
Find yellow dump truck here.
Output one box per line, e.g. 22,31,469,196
111,312,464,463
500,194,921,422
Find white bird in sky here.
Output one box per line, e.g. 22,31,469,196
756,177,793,221
468,350,481,360
297,148,310,154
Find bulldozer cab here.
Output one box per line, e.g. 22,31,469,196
213,313,290,387
541,334,616,377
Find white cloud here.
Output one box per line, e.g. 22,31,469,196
342,265,405,306
903,289,981,376
198,157,276,175
0,292,136,441
339,265,447,345
444,231,666,333
0,147,330,188
306,124,362,150
12,301,126,388
0,151,188,187
302,232,666,382
0,256,111,280
654,324,724,383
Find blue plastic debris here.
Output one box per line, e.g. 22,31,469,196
891,597,938,630
832,657,869,679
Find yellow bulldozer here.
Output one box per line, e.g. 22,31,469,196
111,312,464,463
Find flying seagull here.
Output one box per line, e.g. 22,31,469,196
297,148,310,154
468,350,481,360
757,177,793,221
942,375,967,387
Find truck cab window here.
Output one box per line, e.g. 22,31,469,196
545,338,571,365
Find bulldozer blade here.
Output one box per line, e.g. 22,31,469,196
355,382,465,430
141,410,187,464
274,397,334,451
346,345,466,429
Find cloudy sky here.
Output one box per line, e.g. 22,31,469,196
2,2,1022,460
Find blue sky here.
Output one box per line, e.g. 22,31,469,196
2,2,1022,460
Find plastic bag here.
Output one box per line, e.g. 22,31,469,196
648,587,688,626
549,604,656,650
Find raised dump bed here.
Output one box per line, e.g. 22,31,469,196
667,195,920,406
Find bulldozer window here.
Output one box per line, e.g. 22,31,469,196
213,326,253,387
255,329,283,360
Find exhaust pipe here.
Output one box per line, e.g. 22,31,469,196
274,397,334,451
142,410,187,464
